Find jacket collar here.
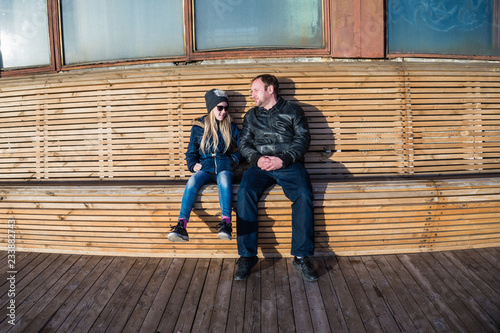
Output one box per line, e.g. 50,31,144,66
255,96,285,116
192,116,206,128
193,115,222,128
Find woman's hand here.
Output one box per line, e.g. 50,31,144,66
193,163,202,172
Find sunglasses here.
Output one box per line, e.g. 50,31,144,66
216,105,228,111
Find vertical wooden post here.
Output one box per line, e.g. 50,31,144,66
331,0,385,58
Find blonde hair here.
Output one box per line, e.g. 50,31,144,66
200,109,233,154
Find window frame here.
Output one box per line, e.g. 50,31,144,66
187,0,331,61
1,0,498,78
385,0,500,60
1,0,330,77
0,0,60,77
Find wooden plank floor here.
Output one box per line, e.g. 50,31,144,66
1,248,499,332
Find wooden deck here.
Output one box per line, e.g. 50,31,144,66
1,248,499,332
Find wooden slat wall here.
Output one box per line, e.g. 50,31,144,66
1,60,499,257
1,61,498,181
0,177,499,257
404,64,500,175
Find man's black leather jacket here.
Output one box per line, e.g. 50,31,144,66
239,97,310,168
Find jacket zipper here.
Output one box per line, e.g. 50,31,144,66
211,153,218,174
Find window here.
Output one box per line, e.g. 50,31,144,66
388,0,500,57
4,0,498,76
193,0,324,51
0,0,51,69
60,0,185,65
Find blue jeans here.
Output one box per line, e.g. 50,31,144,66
178,170,234,221
236,163,314,257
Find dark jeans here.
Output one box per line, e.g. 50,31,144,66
236,163,315,257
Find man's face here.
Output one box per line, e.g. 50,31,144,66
251,78,273,109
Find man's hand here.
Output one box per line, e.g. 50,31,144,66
257,156,283,171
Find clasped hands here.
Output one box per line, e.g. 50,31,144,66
194,156,282,172
257,156,283,171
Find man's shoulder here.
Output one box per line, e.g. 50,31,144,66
278,97,304,114
243,107,259,119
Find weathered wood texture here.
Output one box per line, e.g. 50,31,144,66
1,61,499,257
1,177,499,257
0,248,499,332
1,61,499,181
331,0,385,58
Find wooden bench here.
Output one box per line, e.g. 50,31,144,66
1,61,499,257
1,177,499,257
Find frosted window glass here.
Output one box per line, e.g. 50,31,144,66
388,0,500,57
61,0,185,65
0,0,51,69
194,0,323,51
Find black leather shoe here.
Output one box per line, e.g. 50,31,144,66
293,257,319,281
234,256,258,280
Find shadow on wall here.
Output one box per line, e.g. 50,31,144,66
256,78,349,258
191,79,351,258
279,77,353,180
226,90,248,182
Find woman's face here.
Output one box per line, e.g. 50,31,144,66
213,102,228,121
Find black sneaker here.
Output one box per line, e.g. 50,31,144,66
234,256,259,280
168,221,189,242
293,257,319,281
217,221,232,240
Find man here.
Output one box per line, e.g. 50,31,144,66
235,74,318,282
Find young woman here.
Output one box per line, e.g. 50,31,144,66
168,89,242,242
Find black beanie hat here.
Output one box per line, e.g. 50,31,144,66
205,89,228,113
